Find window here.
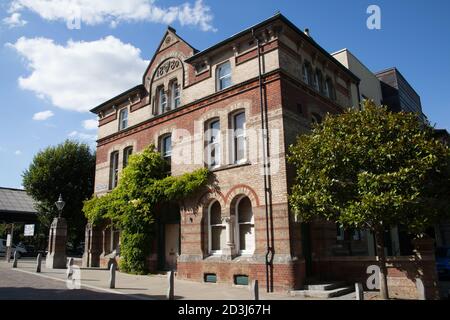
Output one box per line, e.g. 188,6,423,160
302,62,312,85
206,120,220,168
311,112,323,124
336,224,344,241
236,197,255,254
161,134,172,164
118,108,128,130
109,151,119,190
209,201,226,254
217,61,232,91
314,70,323,93
324,78,334,100
158,87,167,113
123,147,133,168
232,112,246,164
171,81,181,109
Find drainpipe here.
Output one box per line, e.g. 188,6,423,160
356,82,362,110
252,28,274,293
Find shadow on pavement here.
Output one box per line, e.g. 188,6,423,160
0,287,135,300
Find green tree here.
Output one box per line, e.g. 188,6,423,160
288,101,450,299
22,140,96,248
83,145,209,274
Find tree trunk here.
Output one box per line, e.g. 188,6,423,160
374,229,389,300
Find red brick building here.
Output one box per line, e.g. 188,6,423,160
83,14,439,298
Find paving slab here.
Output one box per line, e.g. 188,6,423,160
0,259,370,300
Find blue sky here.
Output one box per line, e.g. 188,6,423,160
0,0,449,189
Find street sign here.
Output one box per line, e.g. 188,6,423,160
6,234,11,247
24,224,35,237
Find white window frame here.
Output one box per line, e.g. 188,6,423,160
110,151,119,190
161,135,172,160
216,61,232,91
208,201,225,255
235,196,255,255
158,87,167,113
171,81,181,109
123,146,133,168
206,119,221,169
118,108,128,130
232,112,246,164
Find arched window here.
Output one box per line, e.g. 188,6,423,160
206,119,220,168
236,196,255,254
123,146,133,168
314,70,323,93
160,134,172,172
232,112,246,164
217,61,232,91
157,86,167,114
171,80,181,109
109,151,119,190
209,201,225,254
311,112,323,125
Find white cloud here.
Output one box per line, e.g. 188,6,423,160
3,12,28,28
7,36,149,112
68,131,97,141
15,150,22,155
32,110,54,121
82,119,98,130
8,0,216,32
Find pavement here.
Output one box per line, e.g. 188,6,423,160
0,258,364,300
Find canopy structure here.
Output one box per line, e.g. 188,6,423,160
0,187,38,224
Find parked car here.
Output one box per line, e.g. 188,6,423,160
436,247,450,280
0,239,27,258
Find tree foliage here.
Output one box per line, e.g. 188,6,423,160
288,101,450,299
83,145,209,274
289,101,450,233
22,140,96,246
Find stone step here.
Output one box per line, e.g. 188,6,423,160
305,281,347,291
291,286,355,299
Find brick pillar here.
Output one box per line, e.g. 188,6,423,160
45,217,67,269
412,237,440,300
82,223,102,267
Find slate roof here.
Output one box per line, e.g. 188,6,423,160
0,188,38,223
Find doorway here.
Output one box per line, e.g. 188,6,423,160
157,202,180,271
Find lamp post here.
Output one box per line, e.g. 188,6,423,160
55,194,65,218
46,194,68,269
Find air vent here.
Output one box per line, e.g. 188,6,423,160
204,273,217,283
234,275,249,286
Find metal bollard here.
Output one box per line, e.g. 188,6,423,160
36,253,42,273
12,251,18,268
252,280,259,300
109,263,116,289
167,270,174,300
355,283,364,300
